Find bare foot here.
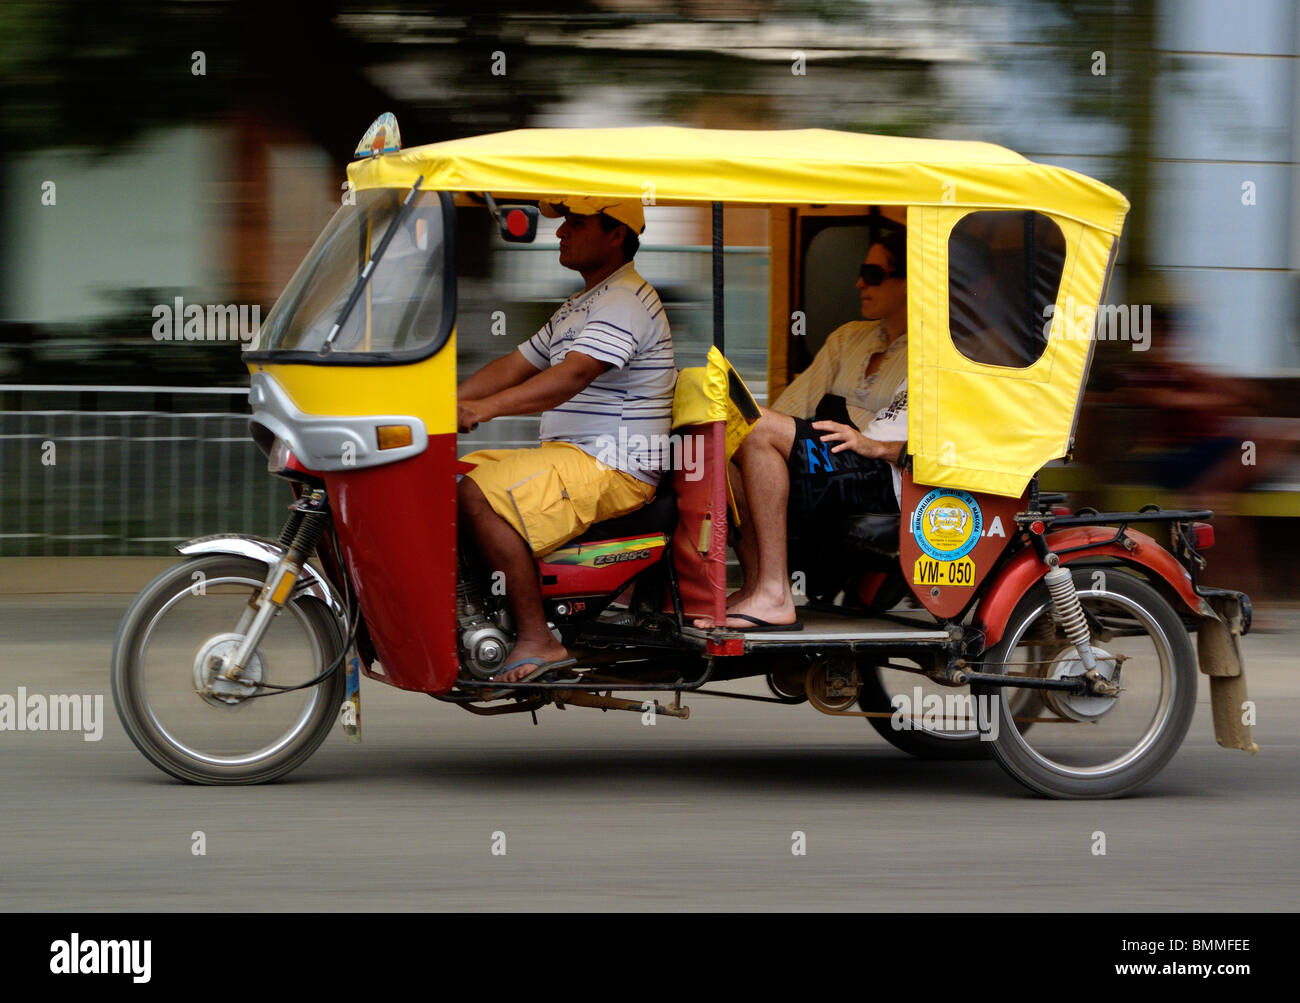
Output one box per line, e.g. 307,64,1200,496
725,585,755,609
493,640,570,683
687,586,755,630
693,590,797,629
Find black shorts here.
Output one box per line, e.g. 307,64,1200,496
786,417,899,535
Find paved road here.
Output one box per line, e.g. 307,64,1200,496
1,596,1296,911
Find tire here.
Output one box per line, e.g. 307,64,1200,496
857,663,992,760
857,661,1043,761
111,555,346,785
973,567,1197,799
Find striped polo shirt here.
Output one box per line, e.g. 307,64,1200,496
517,261,676,485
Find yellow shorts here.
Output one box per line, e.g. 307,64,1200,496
461,442,658,557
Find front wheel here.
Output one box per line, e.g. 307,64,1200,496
973,568,1197,799
111,555,346,784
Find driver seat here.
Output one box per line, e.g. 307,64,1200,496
567,478,678,545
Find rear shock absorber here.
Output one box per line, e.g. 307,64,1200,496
1042,555,1098,673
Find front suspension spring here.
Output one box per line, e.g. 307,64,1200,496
277,510,305,549
286,512,327,565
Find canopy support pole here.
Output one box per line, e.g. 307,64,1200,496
709,202,728,631
711,201,724,353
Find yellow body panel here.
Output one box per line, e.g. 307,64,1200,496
247,330,458,434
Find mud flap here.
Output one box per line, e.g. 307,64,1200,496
1196,596,1256,755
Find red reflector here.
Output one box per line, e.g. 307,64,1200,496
707,637,745,656
506,208,528,236
1030,520,1045,535
1191,522,1214,549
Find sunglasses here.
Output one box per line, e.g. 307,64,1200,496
859,263,902,286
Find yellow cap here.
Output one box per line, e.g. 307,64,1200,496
539,196,645,234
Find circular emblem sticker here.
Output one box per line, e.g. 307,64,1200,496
912,489,983,561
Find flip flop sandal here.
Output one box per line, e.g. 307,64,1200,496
482,656,578,700
720,613,802,633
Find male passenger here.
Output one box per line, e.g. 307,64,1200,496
457,197,675,682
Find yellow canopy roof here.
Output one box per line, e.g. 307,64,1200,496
347,126,1129,235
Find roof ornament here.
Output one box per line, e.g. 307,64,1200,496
354,113,401,159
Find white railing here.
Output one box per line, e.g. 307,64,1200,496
0,388,596,555
0,385,281,556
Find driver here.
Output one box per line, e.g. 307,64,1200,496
694,232,908,630
456,196,675,683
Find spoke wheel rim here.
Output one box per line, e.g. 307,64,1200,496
999,588,1175,778
134,573,326,768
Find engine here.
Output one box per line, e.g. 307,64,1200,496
456,554,511,679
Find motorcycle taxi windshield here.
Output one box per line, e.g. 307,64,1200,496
247,188,450,360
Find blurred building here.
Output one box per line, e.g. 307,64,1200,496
3,125,338,325
984,0,1300,376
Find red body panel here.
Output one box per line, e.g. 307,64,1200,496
670,422,728,622
974,525,1207,647
899,474,1024,619
323,433,459,693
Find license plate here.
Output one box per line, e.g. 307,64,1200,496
913,555,976,587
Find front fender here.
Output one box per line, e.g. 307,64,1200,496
974,526,1212,648
176,534,348,636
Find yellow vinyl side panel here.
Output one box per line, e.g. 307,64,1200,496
908,208,1116,497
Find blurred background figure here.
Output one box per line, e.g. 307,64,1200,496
1091,305,1261,496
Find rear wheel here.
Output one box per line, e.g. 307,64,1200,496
111,555,346,785
973,568,1196,799
858,661,1042,760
